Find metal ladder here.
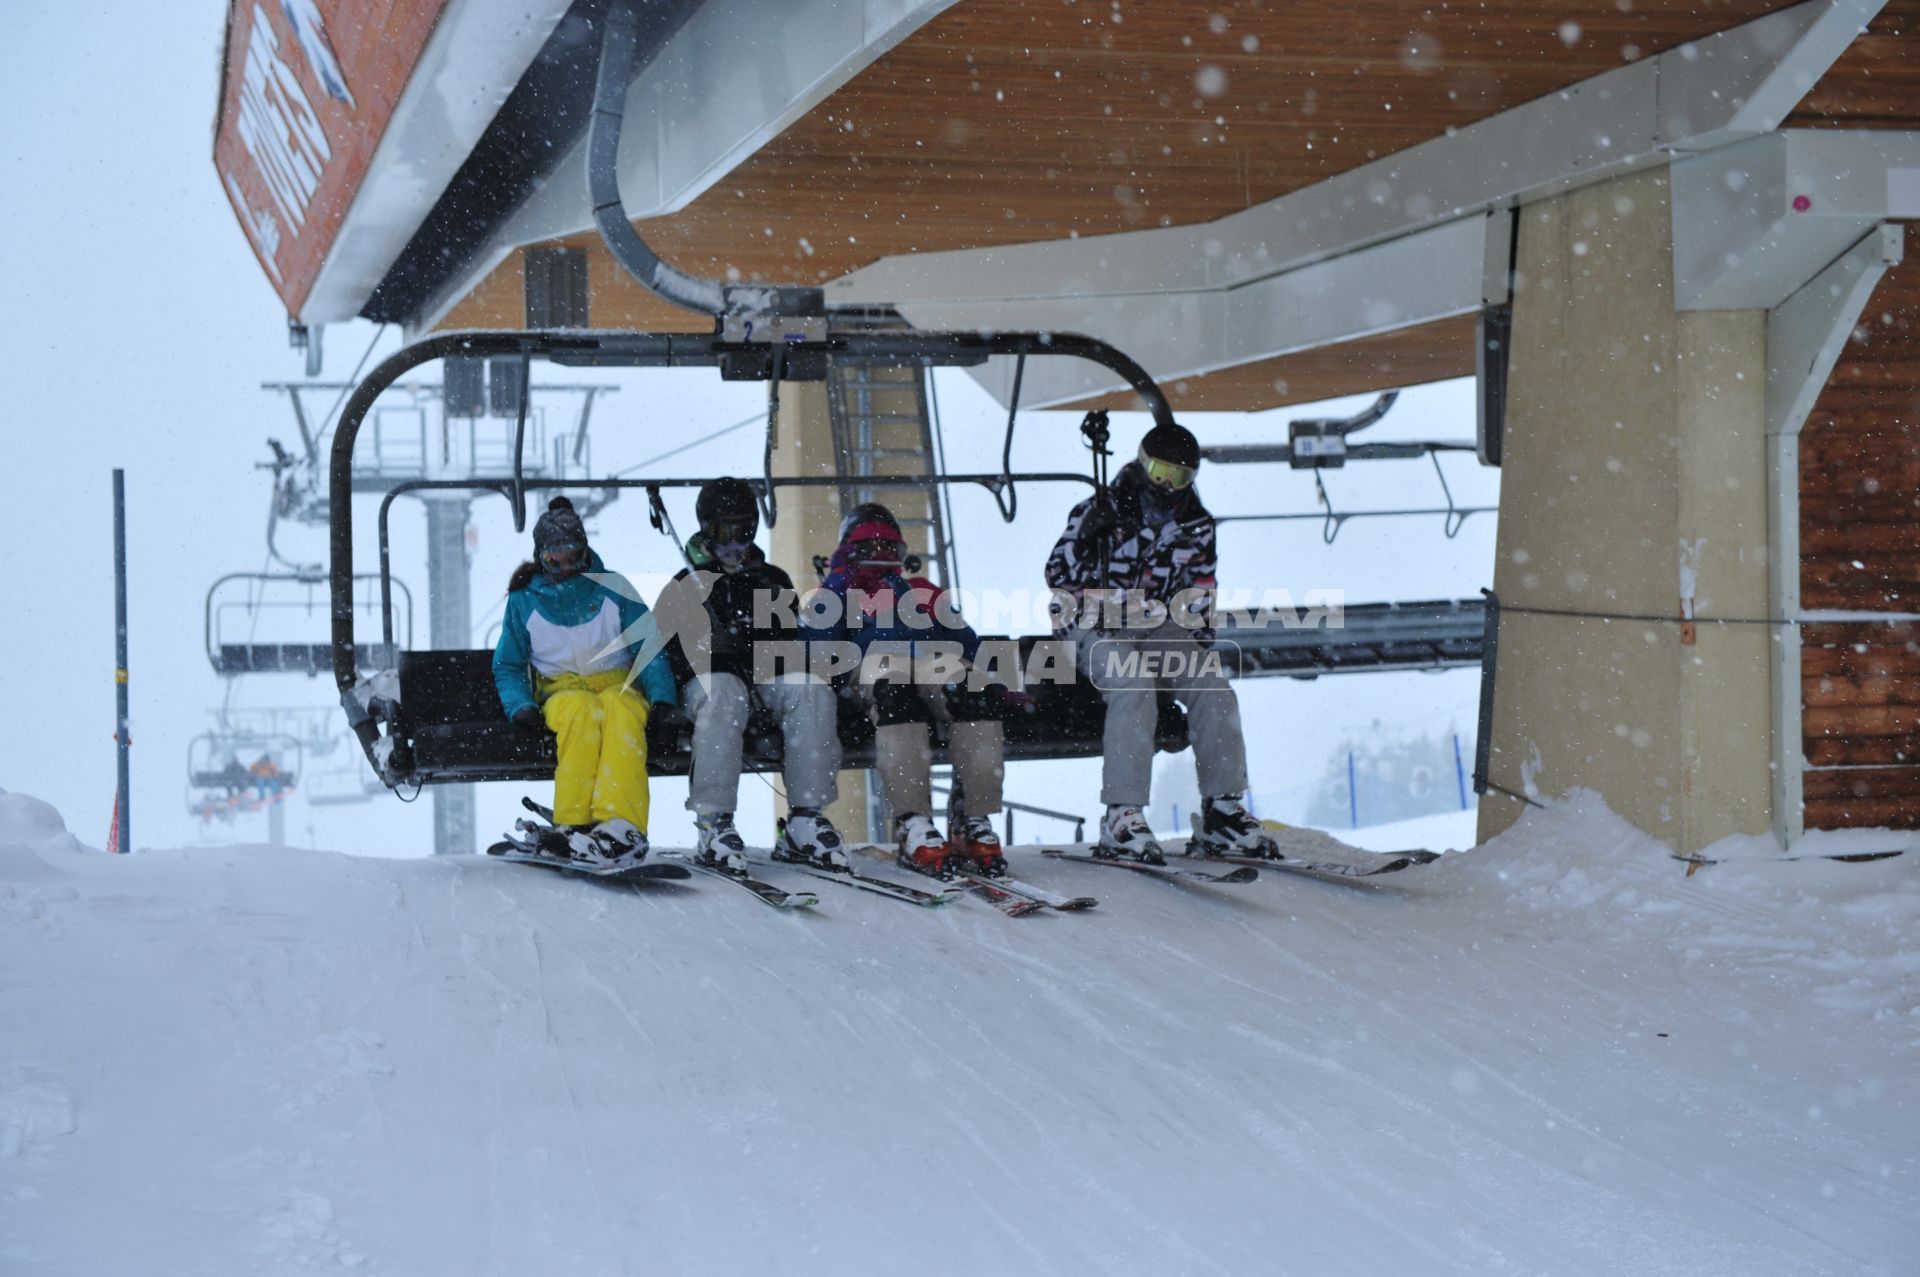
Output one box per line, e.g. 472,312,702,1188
826,354,958,589
826,331,965,841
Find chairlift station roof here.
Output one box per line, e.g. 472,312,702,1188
216,0,1916,411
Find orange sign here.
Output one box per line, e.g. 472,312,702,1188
214,0,449,316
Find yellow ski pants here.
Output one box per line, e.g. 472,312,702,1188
536,669,652,829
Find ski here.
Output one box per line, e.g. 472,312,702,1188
1040,849,1259,885
958,878,1048,917
845,844,1047,916
1250,819,1442,875
1670,849,1904,868
656,855,820,909
949,868,1098,912
753,857,961,908
515,795,816,908
1180,847,1425,880
1176,818,1443,879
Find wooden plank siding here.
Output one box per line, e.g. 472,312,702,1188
440,0,1825,336
1800,247,1920,828
424,4,1914,411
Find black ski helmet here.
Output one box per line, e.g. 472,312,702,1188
694,476,759,540
837,501,903,547
1139,421,1201,469
531,496,589,577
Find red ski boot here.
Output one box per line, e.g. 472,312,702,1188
947,814,1007,878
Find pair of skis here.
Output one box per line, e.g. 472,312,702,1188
1034,818,1442,886
511,798,955,911
509,797,818,909
846,846,1098,916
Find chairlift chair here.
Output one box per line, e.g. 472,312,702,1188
186,730,302,822
323,323,1206,791
206,570,413,677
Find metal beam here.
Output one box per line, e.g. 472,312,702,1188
1765,224,1904,847
425,496,475,856
1674,130,1920,310
900,215,1492,409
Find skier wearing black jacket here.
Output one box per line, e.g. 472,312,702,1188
652,478,846,873
1045,421,1276,863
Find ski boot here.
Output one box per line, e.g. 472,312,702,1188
947,814,1007,878
1189,795,1278,859
694,813,749,875
520,821,589,862
772,807,850,871
1095,804,1166,865
895,813,951,878
572,818,649,869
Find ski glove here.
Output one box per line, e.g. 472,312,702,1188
511,705,548,733
1078,490,1118,541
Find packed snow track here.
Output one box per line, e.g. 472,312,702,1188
1,787,1913,1275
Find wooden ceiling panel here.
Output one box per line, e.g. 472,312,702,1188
1786,0,1920,128
626,0,1812,287
437,0,1913,408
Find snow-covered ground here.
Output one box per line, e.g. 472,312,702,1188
2,784,1914,1276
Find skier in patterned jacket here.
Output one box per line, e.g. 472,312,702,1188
493,497,678,865
1045,421,1275,864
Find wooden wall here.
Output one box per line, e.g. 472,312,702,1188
1799,240,1920,828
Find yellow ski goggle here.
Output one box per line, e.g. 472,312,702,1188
1139,452,1197,491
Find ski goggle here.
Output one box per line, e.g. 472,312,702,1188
701,517,757,546
848,537,906,568
540,541,588,575
710,539,752,568
1140,452,1197,491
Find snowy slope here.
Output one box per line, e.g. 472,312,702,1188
1,785,1915,1276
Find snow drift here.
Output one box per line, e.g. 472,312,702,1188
0,784,1914,1275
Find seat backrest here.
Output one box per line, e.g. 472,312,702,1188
399,650,506,726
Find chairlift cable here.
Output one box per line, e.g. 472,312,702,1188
313,323,389,446
608,411,763,479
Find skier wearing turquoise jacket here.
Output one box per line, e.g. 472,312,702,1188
493,497,678,864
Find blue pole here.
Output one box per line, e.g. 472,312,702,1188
1452,732,1469,810
1346,749,1358,829
113,469,131,854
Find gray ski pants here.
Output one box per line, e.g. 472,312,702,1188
682,671,840,815
1076,621,1248,807
860,652,1004,819
874,717,1005,820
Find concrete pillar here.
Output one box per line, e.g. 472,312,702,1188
766,381,869,836
1477,168,1773,854
425,495,476,856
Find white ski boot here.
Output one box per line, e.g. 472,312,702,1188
895,813,951,878
572,818,648,869
694,813,749,874
1095,804,1166,865
773,807,849,871
1189,795,1278,859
